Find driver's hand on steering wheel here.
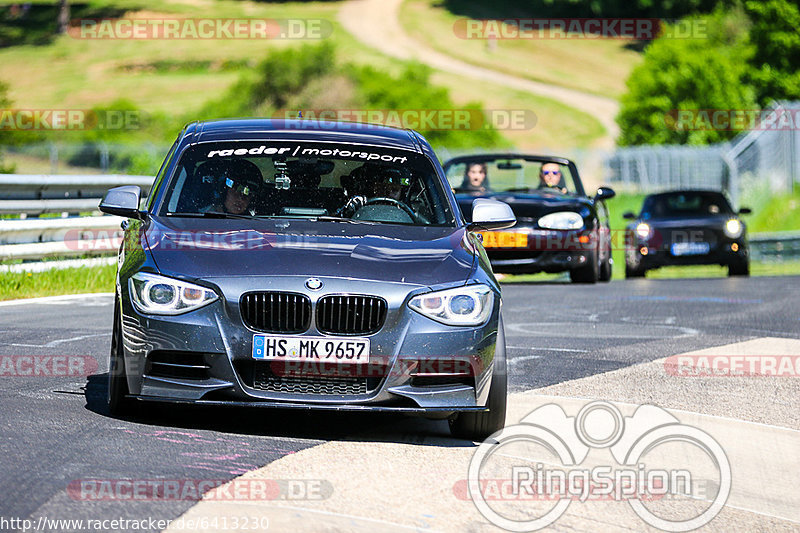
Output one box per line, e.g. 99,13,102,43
336,195,367,217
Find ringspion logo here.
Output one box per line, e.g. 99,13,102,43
466,401,730,531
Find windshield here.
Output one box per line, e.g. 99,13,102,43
641,192,733,219
159,141,456,226
445,158,581,195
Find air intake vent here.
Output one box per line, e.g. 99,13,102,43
145,351,211,381
316,295,387,335
252,363,369,395
241,292,312,333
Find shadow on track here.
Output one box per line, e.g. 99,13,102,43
82,373,477,447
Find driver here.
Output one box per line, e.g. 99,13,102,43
337,167,410,217
537,162,567,193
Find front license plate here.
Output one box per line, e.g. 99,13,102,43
671,242,710,256
479,231,528,248
252,335,370,363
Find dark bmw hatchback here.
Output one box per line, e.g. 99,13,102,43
624,190,751,277
99,119,517,441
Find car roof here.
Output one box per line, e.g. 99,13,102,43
645,189,727,198
182,118,423,151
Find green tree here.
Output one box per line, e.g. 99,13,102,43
744,0,800,105
616,9,757,145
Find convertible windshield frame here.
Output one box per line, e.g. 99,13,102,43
442,154,586,197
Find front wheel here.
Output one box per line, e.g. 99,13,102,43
108,298,136,417
625,264,646,278
728,258,750,277
450,317,507,441
599,246,613,282
570,250,599,284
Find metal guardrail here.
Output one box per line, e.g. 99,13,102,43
0,174,798,269
0,174,149,265
748,231,800,261
0,174,152,215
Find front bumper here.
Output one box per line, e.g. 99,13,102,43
481,227,595,274
119,275,501,412
629,239,749,270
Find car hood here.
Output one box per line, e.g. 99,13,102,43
457,191,592,222
145,217,475,287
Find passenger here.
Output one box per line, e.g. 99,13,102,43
458,162,490,194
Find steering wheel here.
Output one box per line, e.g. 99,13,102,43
363,197,418,221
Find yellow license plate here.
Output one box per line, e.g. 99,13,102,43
479,231,528,248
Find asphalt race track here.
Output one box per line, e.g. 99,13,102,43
1,276,798,531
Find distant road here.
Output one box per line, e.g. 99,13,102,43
338,0,620,148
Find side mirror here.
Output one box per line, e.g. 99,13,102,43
99,185,143,219
738,207,752,215
467,198,516,231
622,211,636,220
595,186,616,200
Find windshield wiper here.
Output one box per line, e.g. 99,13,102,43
315,216,379,224
167,211,262,220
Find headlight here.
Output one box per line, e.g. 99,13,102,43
724,219,743,238
635,222,651,240
538,211,584,230
129,272,218,315
408,284,493,326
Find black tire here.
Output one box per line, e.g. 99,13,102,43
450,317,507,442
728,258,750,277
598,246,613,282
108,299,136,416
570,249,599,284
625,264,646,278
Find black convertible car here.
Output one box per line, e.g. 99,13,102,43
443,154,615,283
623,190,751,277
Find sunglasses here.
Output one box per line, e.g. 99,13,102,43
225,178,253,196
541,170,561,176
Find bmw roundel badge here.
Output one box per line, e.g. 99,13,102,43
305,278,323,291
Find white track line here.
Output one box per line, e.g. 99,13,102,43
0,292,113,307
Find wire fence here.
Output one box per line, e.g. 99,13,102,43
604,101,800,208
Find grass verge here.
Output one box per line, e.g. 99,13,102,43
400,0,642,100
0,263,115,301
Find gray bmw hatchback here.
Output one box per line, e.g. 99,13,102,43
100,119,515,440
